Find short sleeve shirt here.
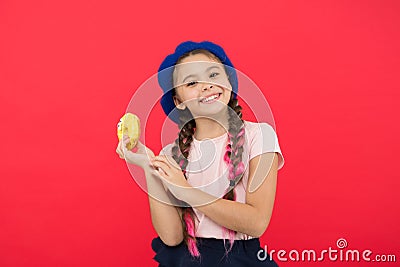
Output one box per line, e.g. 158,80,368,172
159,120,285,240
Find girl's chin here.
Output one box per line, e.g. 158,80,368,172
190,105,228,117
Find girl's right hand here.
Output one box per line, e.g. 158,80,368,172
116,135,155,169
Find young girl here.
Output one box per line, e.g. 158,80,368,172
116,41,284,266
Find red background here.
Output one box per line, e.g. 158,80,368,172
1,0,399,266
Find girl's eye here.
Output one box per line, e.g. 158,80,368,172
210,72,220,78
186,81,197,87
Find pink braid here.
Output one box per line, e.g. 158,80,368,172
184,212,200,257
177,150,200,258
221,126,246,254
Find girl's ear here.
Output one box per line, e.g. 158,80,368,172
173,95,186,110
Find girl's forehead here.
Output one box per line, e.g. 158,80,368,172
173,60,225,79
179,52,219,63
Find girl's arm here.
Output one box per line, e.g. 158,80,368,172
191,153,278,237
116,137,184,244
143,166,184,246
173,152,279,238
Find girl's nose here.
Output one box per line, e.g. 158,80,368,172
202,84,213,91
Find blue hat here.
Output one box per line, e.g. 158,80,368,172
158,41,238,124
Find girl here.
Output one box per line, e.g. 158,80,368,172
116,41,284,266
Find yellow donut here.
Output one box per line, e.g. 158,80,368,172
117,113,141,150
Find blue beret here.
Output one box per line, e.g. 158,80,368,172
158,41,238,124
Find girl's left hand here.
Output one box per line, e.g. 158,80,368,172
150,155,192,200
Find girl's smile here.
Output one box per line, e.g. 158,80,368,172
199,93,222,104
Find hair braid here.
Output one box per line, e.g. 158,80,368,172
170,114,200,257
221,98,245,256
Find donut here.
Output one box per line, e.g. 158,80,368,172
117,113,141,150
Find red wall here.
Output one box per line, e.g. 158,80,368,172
0,0,399,266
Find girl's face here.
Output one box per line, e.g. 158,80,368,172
172,53,232,119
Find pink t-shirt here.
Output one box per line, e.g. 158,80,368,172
160,120,285,240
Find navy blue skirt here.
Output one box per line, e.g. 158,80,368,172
151,236,279,267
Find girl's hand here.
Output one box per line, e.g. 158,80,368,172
150,155,192,200
116,135,155,169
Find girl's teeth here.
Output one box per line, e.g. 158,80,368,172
202,94,218,102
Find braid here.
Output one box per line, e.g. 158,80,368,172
171,110,200,258
170,94,246,259
221,97,245,256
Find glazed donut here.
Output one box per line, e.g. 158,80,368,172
117,113,141,150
